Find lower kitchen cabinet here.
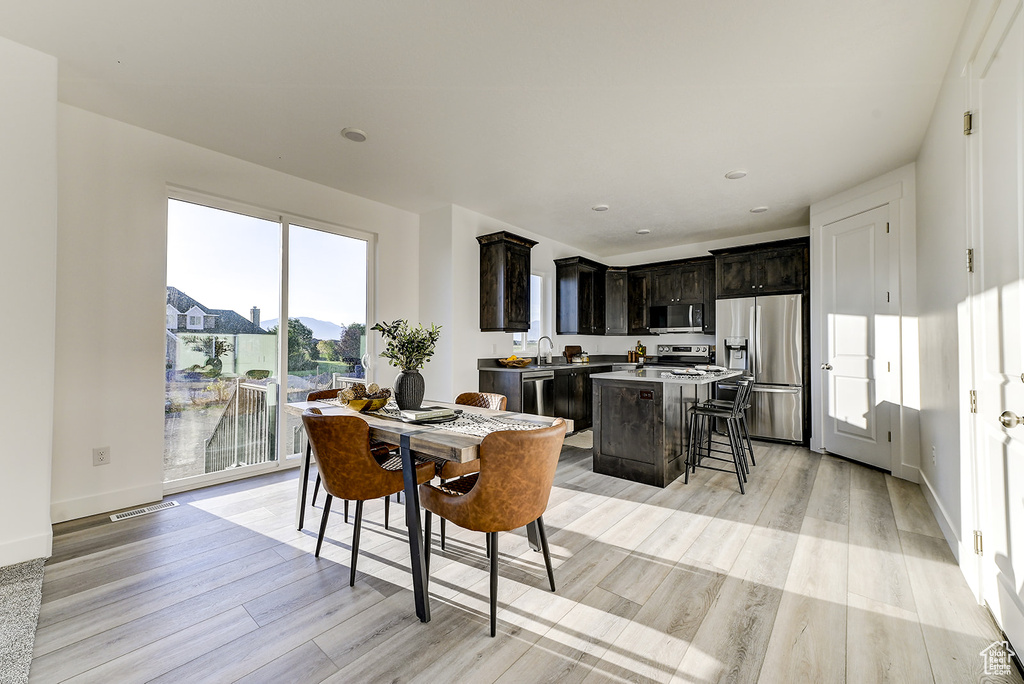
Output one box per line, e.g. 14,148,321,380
554,366,592,431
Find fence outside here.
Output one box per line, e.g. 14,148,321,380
204,379,278,473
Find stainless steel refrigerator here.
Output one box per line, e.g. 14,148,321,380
716,294,803,442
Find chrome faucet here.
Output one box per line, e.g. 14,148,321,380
537,336,554,364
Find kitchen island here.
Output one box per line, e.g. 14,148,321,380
590,368,742,487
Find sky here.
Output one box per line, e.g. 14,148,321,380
166,199,368,331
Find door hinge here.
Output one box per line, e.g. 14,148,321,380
970,389,978,413
887,431,892,443
974,530,984,555
964,110,974,135
886,222,890,234
887,361,891,372
886,291,890,303
966,248,974,273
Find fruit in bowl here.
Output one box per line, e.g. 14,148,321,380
497,354,532,368
340,383,392,412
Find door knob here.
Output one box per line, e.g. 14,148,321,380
821,363,833,371
1000,411,1023,428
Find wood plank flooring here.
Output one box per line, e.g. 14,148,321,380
32,443,1021,683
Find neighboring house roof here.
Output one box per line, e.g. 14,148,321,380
167,286,268,335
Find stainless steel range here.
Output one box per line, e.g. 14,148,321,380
654,344,714,367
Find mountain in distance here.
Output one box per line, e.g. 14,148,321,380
261,317,344,340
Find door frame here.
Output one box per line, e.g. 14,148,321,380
809,164,919,482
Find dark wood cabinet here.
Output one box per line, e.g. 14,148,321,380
627,269,652,334
712,237,808,299
554,366,592,430
555,257,606,335
697,257,716,334
649,263,703,306
477,231,537,332
605,268,628,335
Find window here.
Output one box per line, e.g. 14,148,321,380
164,194,373,490
512,274,544,355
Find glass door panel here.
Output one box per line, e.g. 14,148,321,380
164,199,280,483
284,224,368,459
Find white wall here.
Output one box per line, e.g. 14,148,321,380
52,105,419,522
0,38,57,564
913,0,984,559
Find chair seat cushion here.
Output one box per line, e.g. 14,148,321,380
436,474,478,496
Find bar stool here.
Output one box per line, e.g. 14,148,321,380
686,378,753,493
701,380,756,468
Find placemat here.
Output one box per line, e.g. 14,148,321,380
315,398,548,437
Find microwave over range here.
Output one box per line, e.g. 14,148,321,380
649,303,703,334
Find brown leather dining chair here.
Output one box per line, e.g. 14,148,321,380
419,418,567,636
302,408,435,585
301,388,402,530
434,392,508,549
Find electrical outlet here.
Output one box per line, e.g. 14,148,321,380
931,445,936,466
93,446,111,466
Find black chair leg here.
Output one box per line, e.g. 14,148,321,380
741,416,756,466
315,494,333,557
396,490,401,504
536,516,555,591
312,473,321,507
299,443,312,530
344,499,349,524
728,421,746,494
489,531,498,637
350,500,363,586
486,532,491,559
384,495,390,530
424,509,432,575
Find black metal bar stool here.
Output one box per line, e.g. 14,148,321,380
686,378,753,493
701,380,756,468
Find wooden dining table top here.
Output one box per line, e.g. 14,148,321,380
286,399,572,464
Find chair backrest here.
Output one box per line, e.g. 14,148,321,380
455,418,566,531
307,388,341,402
301,408,398,500
731,378,753,413
455,392,507,411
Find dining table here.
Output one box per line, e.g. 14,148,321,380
285,397,572,623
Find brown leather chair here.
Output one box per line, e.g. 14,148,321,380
435,392,508,549
302,408,435,585
301,388,401,530
419,418,566,636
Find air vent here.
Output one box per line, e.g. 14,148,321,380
109,501,179,522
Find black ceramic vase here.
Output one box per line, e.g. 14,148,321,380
393,369,425,410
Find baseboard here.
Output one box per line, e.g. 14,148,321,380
0,531,52,567
51,483,165,524
918,468,961,563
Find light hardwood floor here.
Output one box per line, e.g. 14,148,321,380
32,442,1022,683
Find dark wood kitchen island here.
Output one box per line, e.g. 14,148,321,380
590,368,742,487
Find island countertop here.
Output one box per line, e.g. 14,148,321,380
590,368,743,385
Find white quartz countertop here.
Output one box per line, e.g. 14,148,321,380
590,368,743,385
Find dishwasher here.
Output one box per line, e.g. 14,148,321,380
521,370,555,417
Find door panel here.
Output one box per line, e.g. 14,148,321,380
973,7,1024,651
749,386,802,442
821,205,891,469
754,294,802,386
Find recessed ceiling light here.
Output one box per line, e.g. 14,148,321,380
750,206,769,213
592,204,609,212
340,128,367,142
725,170,747,180
636,229,651,235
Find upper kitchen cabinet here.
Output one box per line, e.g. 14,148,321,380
555,256,607,335
649,263,703,306
477,231,538,332
627,269,653,335
696,257,716,334
711,237,809,298
605,268,628,335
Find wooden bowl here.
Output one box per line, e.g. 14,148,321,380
347,397,389,412
498,357,532,368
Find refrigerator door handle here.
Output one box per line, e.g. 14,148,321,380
754,304,763,379
752,385,802,394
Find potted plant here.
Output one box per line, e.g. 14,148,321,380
371,319,441,409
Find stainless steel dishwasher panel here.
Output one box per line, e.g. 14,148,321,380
521,370,555,417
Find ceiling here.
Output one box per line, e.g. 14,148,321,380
0,1,968,257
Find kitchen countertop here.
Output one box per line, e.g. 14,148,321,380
590,368,742,385
478,357,648,372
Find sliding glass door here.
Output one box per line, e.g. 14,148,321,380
164,196,372,487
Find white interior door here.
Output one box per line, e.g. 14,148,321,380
972,3,1024,651
821,205,893,469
